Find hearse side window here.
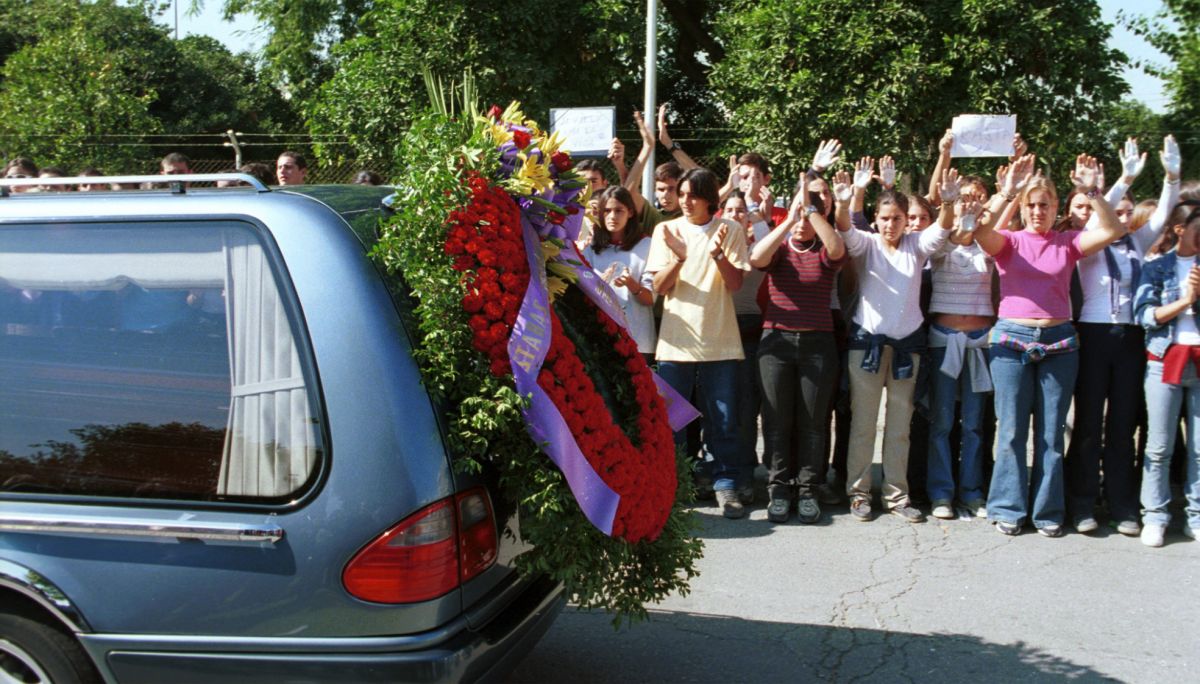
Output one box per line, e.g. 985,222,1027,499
0,222,323,503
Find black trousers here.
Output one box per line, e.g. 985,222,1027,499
1065,322,1145,522
759,329,838,498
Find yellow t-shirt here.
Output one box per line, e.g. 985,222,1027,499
646,216,749,362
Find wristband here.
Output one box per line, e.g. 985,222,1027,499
1085,188,1101,199
1167,177,1181,186
1002,191,1017,202
747,202,760,213
712,251,725,262
670,141,682,151
804,205,818,217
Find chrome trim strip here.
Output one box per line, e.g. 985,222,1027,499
0,558,92,632
0,513,284,544
0,173,271,193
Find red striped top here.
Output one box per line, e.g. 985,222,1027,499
762,239,846,331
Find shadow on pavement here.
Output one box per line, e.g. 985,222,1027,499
507,607,1116,683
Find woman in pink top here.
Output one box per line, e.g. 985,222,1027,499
971,155,1127,537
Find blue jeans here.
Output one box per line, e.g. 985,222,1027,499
1142,360,1200,530
987,320,1078,528
657,359,741,491
926,341,989,504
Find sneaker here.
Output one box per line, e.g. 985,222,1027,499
737,483,756,505
964,499,988,519
1113,519,1141,537
1141,524,1166,548
1037,524,1065,538
931,501,955,520
1183,526,1197,541
716,489,745,519
796,497,821,524
815,482,844,505
693,475,715,501
890,504,926,523
995,520,1020,536
850,497,872,522
766,497,790,523
1074,517,1099,534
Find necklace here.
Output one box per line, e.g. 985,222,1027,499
787,235,817,254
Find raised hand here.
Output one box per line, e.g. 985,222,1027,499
1002,154,1036,197
657,103,673,148
833,170,853,203
1162,134,1182,181
613,267,636,290
757,185,774,215
608,138,625,166
633,110,654,147
1070,153,1101,193
1119,137,1147,184
1184,265,1200,304
957,198,982,232
853,157,874,189
876,155,897,189
812,139,842,173
939,129,954,155
939,168,962,203
727,154,741,189
663,224,688,261
1009,133,1027,162
708,223,728,258
601,261,621,283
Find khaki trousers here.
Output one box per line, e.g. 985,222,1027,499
846,347,920,508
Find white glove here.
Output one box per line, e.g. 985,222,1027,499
1119,137,1146,181
1162,134,1182,179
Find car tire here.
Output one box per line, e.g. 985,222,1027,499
0,609,100,684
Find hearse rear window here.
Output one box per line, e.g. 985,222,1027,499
0,222,323,503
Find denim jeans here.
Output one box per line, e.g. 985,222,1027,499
736,314,764,484
657,359,741,491
987,320,1078,528
926,341,990,504
1142,360,1200,530
757,329,838,499
1065,323,1145,523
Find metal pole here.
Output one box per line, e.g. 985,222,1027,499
641,0,657,201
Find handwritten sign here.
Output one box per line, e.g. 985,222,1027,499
950,115,1017,158
550,107,615,156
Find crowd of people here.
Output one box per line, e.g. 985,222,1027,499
576,104,1199,548
1,151,382,191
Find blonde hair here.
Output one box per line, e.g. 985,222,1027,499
1129,199,1157,233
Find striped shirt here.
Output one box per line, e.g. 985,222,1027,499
762,239,846,331
929,241,994,316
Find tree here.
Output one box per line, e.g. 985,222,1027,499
0,0,297,171
304,0,651,171
0,22,161,171
709,0,1129,190
1126,0,1200,181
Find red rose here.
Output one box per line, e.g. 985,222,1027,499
547,211,566,225
551,151,572,171
487,104,503,121
511,129,532,150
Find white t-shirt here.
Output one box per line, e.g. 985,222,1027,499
732,220,771,316
1175,255,1200,345
581,238,657,354
841,226,948,338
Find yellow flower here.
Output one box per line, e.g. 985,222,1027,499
511,153,553,195
539,129,566,158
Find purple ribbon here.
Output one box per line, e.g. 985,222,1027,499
507,218,620,535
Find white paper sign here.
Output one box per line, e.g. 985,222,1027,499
950,114,1017,158
549,107,615,156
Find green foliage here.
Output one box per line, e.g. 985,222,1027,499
710,0,1129,190
306,0,660,174
373,104,703,626
0,0,295,170
0,21,161,170
1126,1,1200,181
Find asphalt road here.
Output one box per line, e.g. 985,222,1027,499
509,476,1198,683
